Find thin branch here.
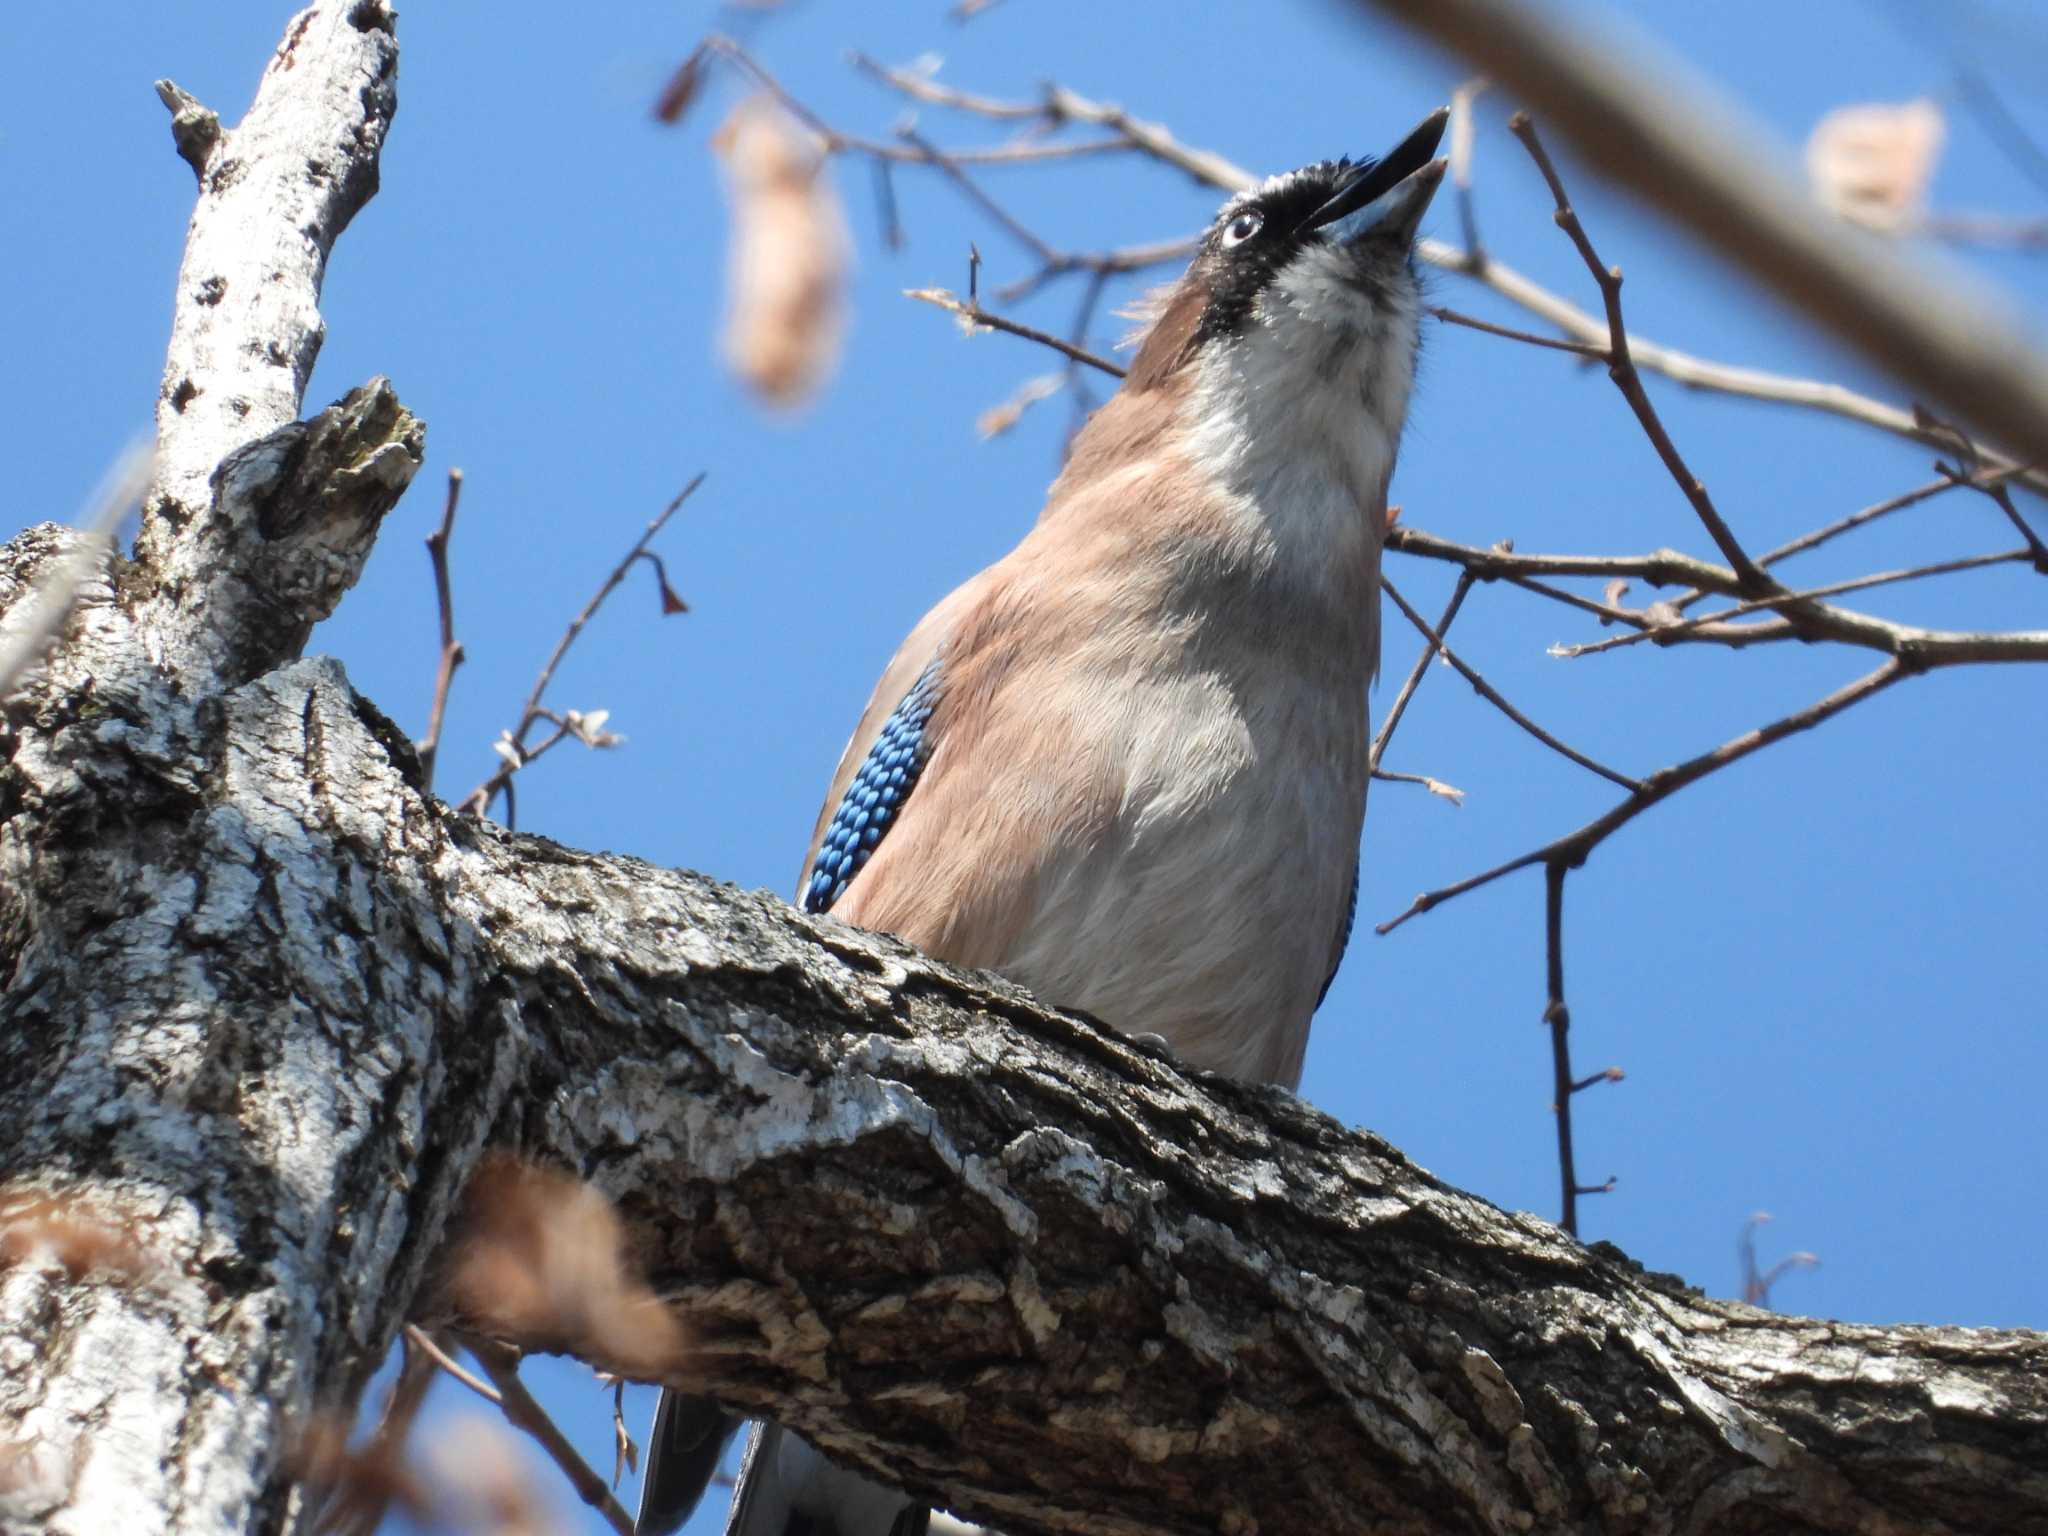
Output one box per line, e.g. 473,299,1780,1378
403,1323,501,1405
1667,471,1985,613
1553,548,2035,660
899,124,1056,264
692,37,1124,170
1382,577,1641,792
906,285,1127,377
1377,657,1910,935
849,53,1048,122
995,235,1197,307
1419,232,2048,497
1371,768,1467,806
1429,304,1607,360
1386,523,2048,664
466,1340,635,1536
1448,75,1491,268
1954,70,2048,204
848,52,1259,190
1967,475,2048,573
1545,861,1583,1236
417,468,465,793
1741,1213,1821,1309
1369,571,1474,771
1510,113,1770,592
827,44,2048,491
460,476,704,821
1920,212,2048,252
316,1331,441,1536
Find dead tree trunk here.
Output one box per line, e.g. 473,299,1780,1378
1,6,2043,1535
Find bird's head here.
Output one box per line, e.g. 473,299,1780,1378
1123,108,1448,421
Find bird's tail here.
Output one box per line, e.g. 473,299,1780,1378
637,1390,740,1536
722,1420,935,1536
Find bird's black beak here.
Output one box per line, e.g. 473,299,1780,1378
1303,107,1450,246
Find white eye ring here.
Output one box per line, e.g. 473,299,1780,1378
1223,210,1263,245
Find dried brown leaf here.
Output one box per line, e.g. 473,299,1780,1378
716,95,850,409
298,1414,432,1534
1807,99,1944,232
429,1417,558,1536
652,51,705,126
444,1155,686,1378
0,1190,159,1284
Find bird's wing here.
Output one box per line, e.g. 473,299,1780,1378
797,570,995,912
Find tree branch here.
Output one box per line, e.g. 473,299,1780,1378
139,1,411,684
1350,0,2048,468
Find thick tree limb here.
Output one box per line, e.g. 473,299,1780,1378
139,0,408,685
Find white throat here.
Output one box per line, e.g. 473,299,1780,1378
1176,246,1418,609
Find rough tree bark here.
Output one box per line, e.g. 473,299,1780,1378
1,7,2044,1536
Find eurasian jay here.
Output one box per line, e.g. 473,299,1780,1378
640,105,1450,1536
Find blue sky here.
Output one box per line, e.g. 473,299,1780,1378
9,2,2046,1529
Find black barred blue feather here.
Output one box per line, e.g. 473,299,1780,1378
802,662,941,914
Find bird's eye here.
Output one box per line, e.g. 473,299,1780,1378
1222,210,1263,246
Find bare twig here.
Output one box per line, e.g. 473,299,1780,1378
460,476,703,823
1386,524,2048,664
1369,571,1474,771
1953,70,2048,204
1959,473,2048,573
404,1323,502,1406
1552,548,2035,660
907,286,1127,377
1740,1213,1820,1308
994,235,1197,306
899,124,1056,264
1371,768,1467,805
1545,861,1592,1235
1666,471,1993,613
1920,212,2048,252
1448,76,1491,267
849,52,1258,190
828,45,2048,488
1377,657,1909,935
688,37,1126,170
1511,114,1769,591
316,1331,441,1536
417,468,466,792
466,1340,635,1536
1381,578,1641,792
1429,304,1607,360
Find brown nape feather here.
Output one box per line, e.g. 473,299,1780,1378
1119,276,1207,393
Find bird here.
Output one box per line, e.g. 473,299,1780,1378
638,105,1449,1536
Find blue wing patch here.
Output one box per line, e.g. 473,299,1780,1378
802,662,941,914
1317,859,1359,1008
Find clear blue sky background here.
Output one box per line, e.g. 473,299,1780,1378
9,2,2046,1530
